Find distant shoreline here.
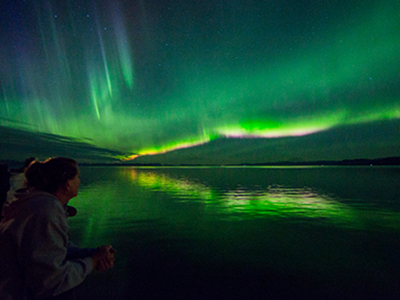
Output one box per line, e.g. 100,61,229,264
2,157,400,168
77,157,400,167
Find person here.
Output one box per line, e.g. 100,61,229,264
0,163,10,216
6,157,36,203
0,157,116,299
6,157,78,217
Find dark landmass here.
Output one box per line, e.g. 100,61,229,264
241,156,400,166
0,125,128,166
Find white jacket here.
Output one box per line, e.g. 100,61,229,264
0,189,93,299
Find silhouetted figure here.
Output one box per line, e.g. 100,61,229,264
7,157,36,203
0,163,11,218
0,157,116,300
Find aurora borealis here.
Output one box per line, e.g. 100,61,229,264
1,0,400,163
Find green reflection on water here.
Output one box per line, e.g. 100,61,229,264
134,169,218,202
70,167,400,247
121,168,400,229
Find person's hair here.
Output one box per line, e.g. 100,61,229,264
25,157,78,193
23,157,37,169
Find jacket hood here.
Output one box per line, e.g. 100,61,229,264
2,189,59,218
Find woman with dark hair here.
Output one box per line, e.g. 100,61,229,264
0,157,115,300
5,157,77,217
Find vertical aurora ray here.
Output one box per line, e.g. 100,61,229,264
0,0,399,161
1,84,10,117
89,75,101,120
96,25,113,98
112,6,135,90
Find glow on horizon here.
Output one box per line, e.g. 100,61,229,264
216,111,347,139
217,108,400,139
130,134,219,159
123,106,400,160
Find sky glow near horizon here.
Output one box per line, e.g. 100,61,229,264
1,0,400,161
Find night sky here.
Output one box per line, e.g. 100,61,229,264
1,0,399,164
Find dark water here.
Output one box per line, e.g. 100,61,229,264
69,166,400,300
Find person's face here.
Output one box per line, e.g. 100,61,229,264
67,172,81,199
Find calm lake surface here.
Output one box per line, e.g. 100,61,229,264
69,166,400,300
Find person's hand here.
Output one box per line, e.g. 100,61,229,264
92,245,116,272
96,246,116,272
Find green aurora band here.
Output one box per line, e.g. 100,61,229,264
0,1,399,160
